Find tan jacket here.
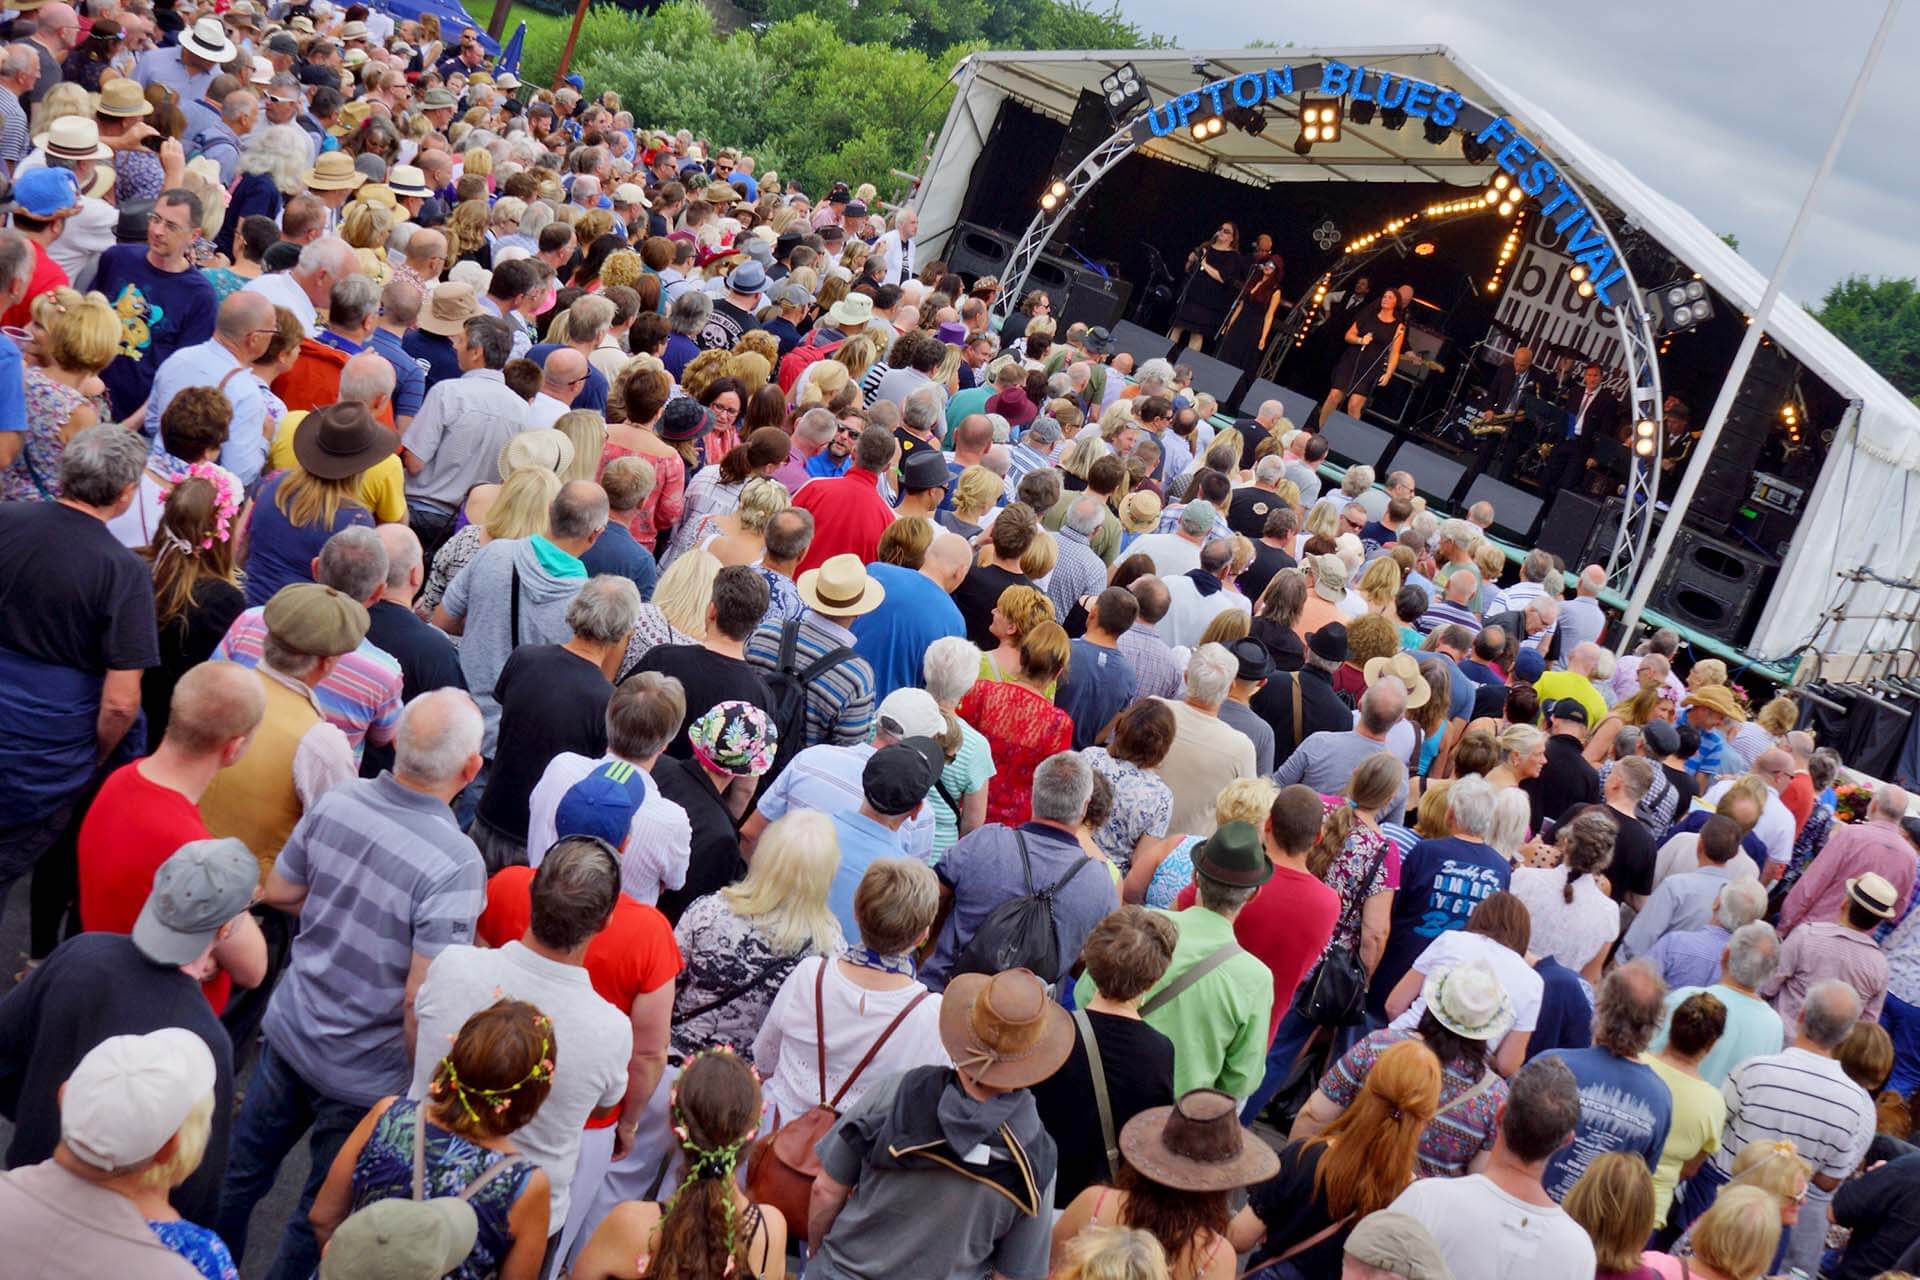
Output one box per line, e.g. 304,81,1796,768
0,1160,202,1280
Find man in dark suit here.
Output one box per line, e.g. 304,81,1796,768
1251,622,1353,763
1451,345,1551,504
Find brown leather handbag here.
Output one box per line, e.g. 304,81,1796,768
745,961,929,1229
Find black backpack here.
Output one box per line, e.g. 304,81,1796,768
761,618,857,786
953,831,1092,984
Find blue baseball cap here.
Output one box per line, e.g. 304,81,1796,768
11,167,81,219
1512,648,1547,683
552,759,649,850
565,73,584,91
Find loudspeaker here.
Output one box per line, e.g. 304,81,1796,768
1055,263,1132,332
1460,476,1543,543
1100,322,1245,403
1382,442,1466,508
1536,491,1606,567
1317,410,1396,471
1648,526,1779,643
1241,379,1320,432
1108,319,1169,363
946,223,1017,284
1691,346,1797,528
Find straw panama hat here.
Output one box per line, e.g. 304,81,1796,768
304,151,367,192
1421,958,1515,1043
1363,651,1432,711
1119,490,1163,534
796,553,885,617
497,429,576,482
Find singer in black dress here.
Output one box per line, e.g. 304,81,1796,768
1168,222,1247,353
1217,251,1285,369
1320,290,1406,426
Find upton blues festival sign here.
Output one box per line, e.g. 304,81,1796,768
1131,59,1630,306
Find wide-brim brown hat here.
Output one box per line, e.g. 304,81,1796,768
292,403,400,480
938,969,1074,1090
1119,1089,1280,1192
796,553,885,617
1683,685,1747,722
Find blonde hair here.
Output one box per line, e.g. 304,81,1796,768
1563,1153,1656,1274
341,200,394,251
995,584,1055,643
951,465,1003,519
600,249,643,291
734,476,789,535
852,858,938,954
1304,498,1340,541
1755,694,1798,737
276,467,363,529
1497,722,1546,761
719,811,844,955
1691,658,1729,687
462,146,492,177
1020,529,1058,580
482,467,560,540
1473,540,1505,583
1215,777,1279,826
138,1089,214,1189
1054,1226,1170,1280
1197,610,1249,647
795,360,850,407
1729,1139,1811,1205
1356,555,1402,609
28,81,91,136
1689,1185,1782,1280
652,549,721,639
36,288,118,375
551,410,607,484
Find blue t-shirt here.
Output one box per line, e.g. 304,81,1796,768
581,521,659,601
1538,1047,1674,1202
805,452,852,480
1528,956,1594,1060
0,332,25,441
529,342,609,414
1369,835,1510,1017
243,472,376,608
402,328,462,391
1426,652,1478,724
849,562,967,703
93,244,219,421
368,326,428,422
1054,638,1137,752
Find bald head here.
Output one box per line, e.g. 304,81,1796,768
376,523,424,592
1785,730,1815,766
954,414,992,455
405,228,447,269
1568,641,1604,676
1577,564,1606,596
1871,781,1909,821
165,660,266,756
338,352,396,407
1754,748,1794,781
922,532,972,589
1444,570,1478,604
1256,399,1285,427
214,289,274,342
542,347,588,401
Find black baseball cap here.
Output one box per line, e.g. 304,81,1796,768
864,738,941,816
1546,698,1589,726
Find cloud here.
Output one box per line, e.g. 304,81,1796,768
1112,0,1920,302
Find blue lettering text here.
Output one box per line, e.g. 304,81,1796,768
1265,66,1295,99
1431,89,1462,128
1171,90,1201,127
1495,135,1535,174
1520,158,1556,197
1319,59,1353,96
1231,72,1263,107
1404,81,1435,118
1375,73,1410,110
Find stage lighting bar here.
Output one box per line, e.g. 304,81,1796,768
1100,62,1146,121
1191,114,1225,141
1380,105,1408,130
1299,275,1333,346
1485,205,1527,296
1647,278,1714,331
1038,179,1068,213
1350,99,1376,126
1633,417,1657,458
1295,97,1342,153
1568,262,1595,299
1461,134,1491,165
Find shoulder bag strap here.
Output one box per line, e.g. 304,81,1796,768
828,989,932,1110
1073,1007,1118,1185
1013,830,1037,896
813,959,830,1107
777,617,802,674
1264,1213,1357,1267
798,645,859,683
456,1154,528,1202
411,1104,426,1201
1140,941,1244,1016
932,773,964,820
1292,674,1304,749
1046,850,1095,896
1438,1065,1502,1118
675,953,792,1024
509,561,522,649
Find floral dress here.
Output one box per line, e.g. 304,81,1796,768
668,894,839,1067
1146,839,1197,908
149,1221,239,1280
957,680,1075,828
619,604,700,679
349,1100,535,1280
1322,1028,1506,1178
2,370,88,501
417,525,484,620
598,440,684,554
1316,798,1402,956
659,469,743,570
1082,747,1172,872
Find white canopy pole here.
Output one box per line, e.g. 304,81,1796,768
1617,0,1903,646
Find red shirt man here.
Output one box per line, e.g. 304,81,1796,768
790,434,896,574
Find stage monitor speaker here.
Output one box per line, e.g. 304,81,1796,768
1646,526,1780,644
1536,491,1606,568
946,223,1016,284
1317,410,1396,472
1100,322,1246,404
1461,476,1543,544
1384,442,1466,509
1241,379,1320,432
1056,264,1132,333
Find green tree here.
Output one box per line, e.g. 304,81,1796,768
1814,275,1920,399
1718,231,1740,253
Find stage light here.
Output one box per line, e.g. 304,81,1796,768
1292,135,1312,156
1492,174,1511,192
1190,115,1224,141
1100,62,1146,121
1422,118,1450,145
1294,98,1341,154
1497,200,1515,217
1635,419,1656,439
1381,105,1408,130
1577,281,1595,298
1351,99,1376,126
1414,241,1435,256
1039,179,1068,212
1647,276,1714,333
1487,281,1499,294
1568,265,1588,282
1461,134,1491,165
1635,437,1655,457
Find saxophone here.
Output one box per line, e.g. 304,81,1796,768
1469,410,1527,437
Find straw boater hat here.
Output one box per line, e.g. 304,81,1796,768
292,403,400,481
1421,958,1515,1043
34,117,111,162
387,164,432,199
497,429,576,482
937,968,1073,1090
179,15,238,63
304,151,366,192
1363,651,1432,711
1119,1089,1280,1192
796,554,885,618
1682,685,1747,722
224,0,260,27
96,78,153,118
1847,871,1900,919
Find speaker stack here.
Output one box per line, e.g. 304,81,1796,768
1581,499,1778,644
1690,346,1795,529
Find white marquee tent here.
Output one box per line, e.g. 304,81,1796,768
916,46,1920,664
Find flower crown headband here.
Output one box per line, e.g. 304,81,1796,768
157,462,243,553
661,1044,758,1270
436,1014,555,1126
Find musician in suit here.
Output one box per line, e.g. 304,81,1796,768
1448,345,1541,505
1658,396,1699,499
1541,361,1621,498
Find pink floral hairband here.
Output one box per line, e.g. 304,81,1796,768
159,461,242,551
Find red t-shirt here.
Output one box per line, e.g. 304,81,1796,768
0,241,69,330
1781,771,1815,837
478,867,683,1129
1176,863,1341,1045
791,467,896,574
76,760,233,1013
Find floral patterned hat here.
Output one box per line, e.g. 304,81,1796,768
689,701,778,778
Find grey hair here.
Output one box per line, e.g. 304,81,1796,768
549,481,610,541
1446,773,1496,837
491,195,528,228
328,274,381,331
566,575,640,644
568,294,615,343
1613,725,1643,761
1197,878,1259,914
1725,920,1780,989
1066,494,1105,537
924,635,983,707
394,688,483,784
1592,959,1667,1057
338,352,396,405
240,123,315,195
1437,517,1481,548
221,91,257,126
1713,879,1769,932
315,526,388,602
1177,502,1215,537
1798,978,1863,1049
793,407,837,447
519,199,556,239
1358,677,1407,735
668,289,712,336
297,236,359,278
1409,510,1440,546
1486,789,1532,861
1254,454,1286,484
763,508,814,565
57,424,148,507
1341,463,1374,497
0,229,31,290
1184,643,1236,709
901,387,944,435
1134,357,1174,392
1029,751,1094,825
1520,547,1555,582
528,836,621,949
377,524,423,592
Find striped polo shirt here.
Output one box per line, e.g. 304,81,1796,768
745,611,876,748
214,606,403,763
1709,1046,1874,1186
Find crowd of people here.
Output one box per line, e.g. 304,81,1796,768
1,4,1919,1280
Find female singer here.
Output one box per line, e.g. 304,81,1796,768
1319,288,1405,426
1167,222,1246,353
1216,246,1284,370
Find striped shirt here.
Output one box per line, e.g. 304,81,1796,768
1418,597,1483,634
745,611,876,748
214,607,403,763
1045,526,1107,621
262,773,486,1106
1005,441,1054,490
1118,622,1182,701
0,87,27,169
1710,1047,1874,1188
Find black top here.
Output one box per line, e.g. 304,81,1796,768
630,644,775,760
1249,616,1307,673
951,563,1033,649
146,579,245,743
1521,733,1601,831
1238,540,1296,606
1659,760,1699,806
1247,1141,1352,1276
1556,802,1657,902
1231,420,1271,470
477,644,610,838
362,600,467,779
1839,1152,1920,1280
0,933,234,1227
1174,245,1246,327
651,756,742,925
1027,1009,1175,1207
1254,664,1350,762
0,502,158,674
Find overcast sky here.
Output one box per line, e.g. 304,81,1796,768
1112,0,1915,307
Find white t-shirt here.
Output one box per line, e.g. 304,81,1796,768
751,955,949,1124
1390,1174,1595,1280
526,752,692,906
409,942,629,1224
1390,929,1544,1055
1703,779,1795,866
1508,864,1621,972
1649,831,1761,892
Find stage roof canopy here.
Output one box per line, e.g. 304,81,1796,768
918,44,1920,656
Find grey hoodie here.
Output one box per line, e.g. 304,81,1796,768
443,536,586,754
